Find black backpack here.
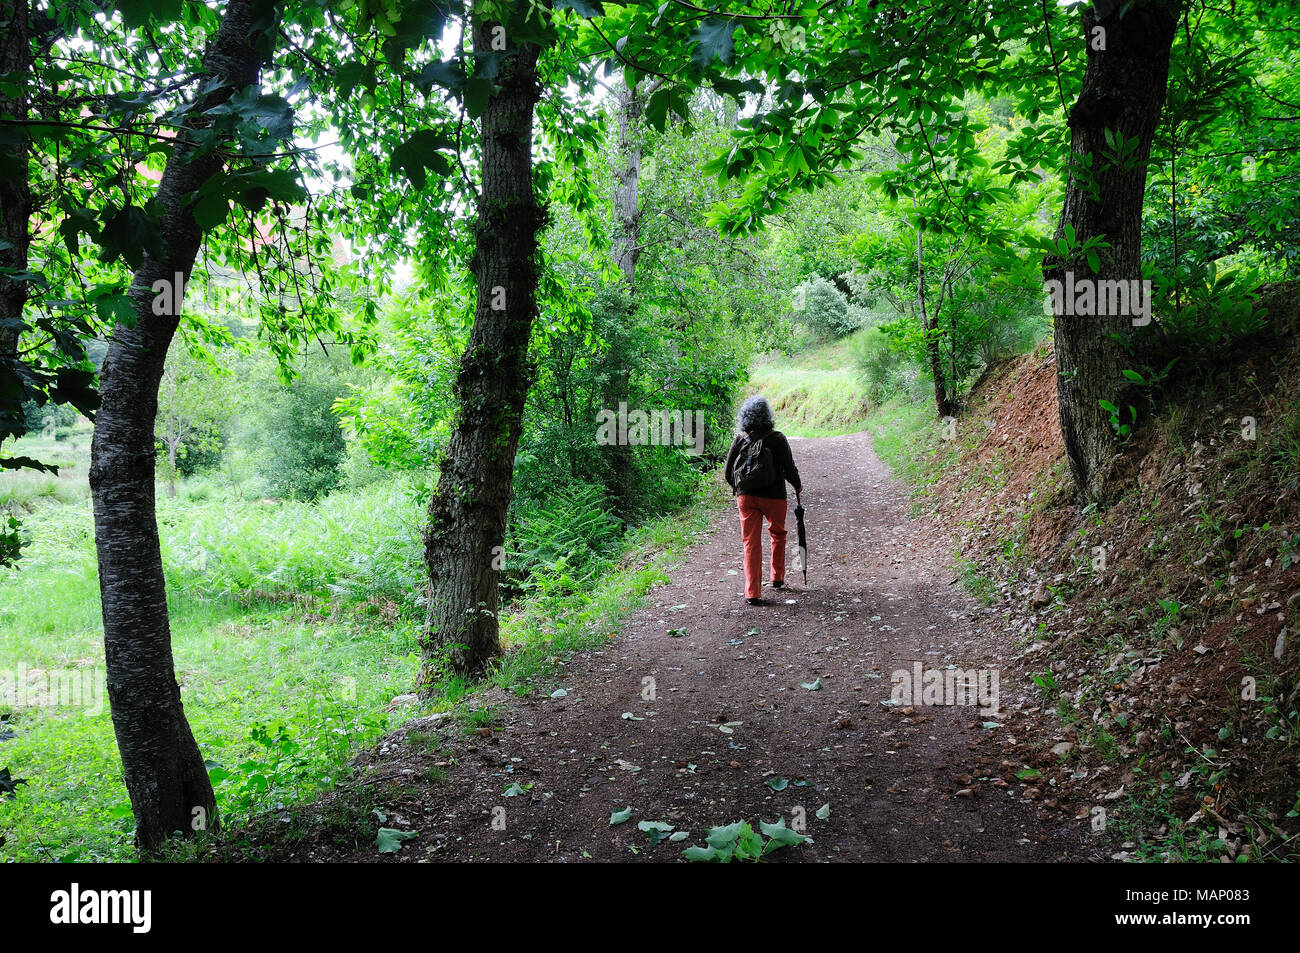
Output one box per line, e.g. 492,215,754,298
734,432,777,493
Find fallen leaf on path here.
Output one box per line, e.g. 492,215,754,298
376,828,419,853
638,820,675,845
609,806,633,825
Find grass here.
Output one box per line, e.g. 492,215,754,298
745,335,871,437
0,423,93,511
956,557,997,606
0,583,414,861
863,395,936,483
0,466,724,862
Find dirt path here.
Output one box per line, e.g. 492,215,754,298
262,433,1096,862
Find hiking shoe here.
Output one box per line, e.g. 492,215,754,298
770,579,785,589
746,597,767,606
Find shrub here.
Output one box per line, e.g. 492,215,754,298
792,276,858,339
850,326,922,404
1154,265,1266,358
157,428,228,477
21,401,79,435
505,482,623,597
253,360,348,501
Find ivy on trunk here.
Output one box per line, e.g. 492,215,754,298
1045,0,1182,500
419,15,543,683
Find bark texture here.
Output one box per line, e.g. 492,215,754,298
419,19,542,683
1046,1,1181,499
0,0,31,361
88,0,278,853
612,81,643,284
605,78,648,513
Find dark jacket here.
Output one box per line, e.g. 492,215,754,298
724,427,801,500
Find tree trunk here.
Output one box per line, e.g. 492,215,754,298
0,0,31,364
1045,1,1181,499
606,78,646,514
88,0,277,854
917,229,952,417
419,18,542,684
167,437,178,498
163,368,178,498
612,81,644,284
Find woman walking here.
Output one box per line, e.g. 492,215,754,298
724,395,802,606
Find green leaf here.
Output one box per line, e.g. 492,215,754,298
376,827,418,853
638,820,674,844
800,678,821,691
609,806,633,825
59,207,100,257
0,456,57,474
193,193,231,231
759,818,808,852
555,0,604,16
418,58,464,93
236,167,307,207
764,776,789,791
463,75,496,120
733,824,764,861
645,87,671,133
692,19,736,68
705,820,750,850
391,129,457,190
115,0,183,29
683,844,722,862
95,293,137,326
815,803,831,820
97,204,164,269
336,61,375,98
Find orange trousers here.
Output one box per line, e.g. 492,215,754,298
736,494,787,599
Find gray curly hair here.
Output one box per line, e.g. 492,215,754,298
737,394,775,434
